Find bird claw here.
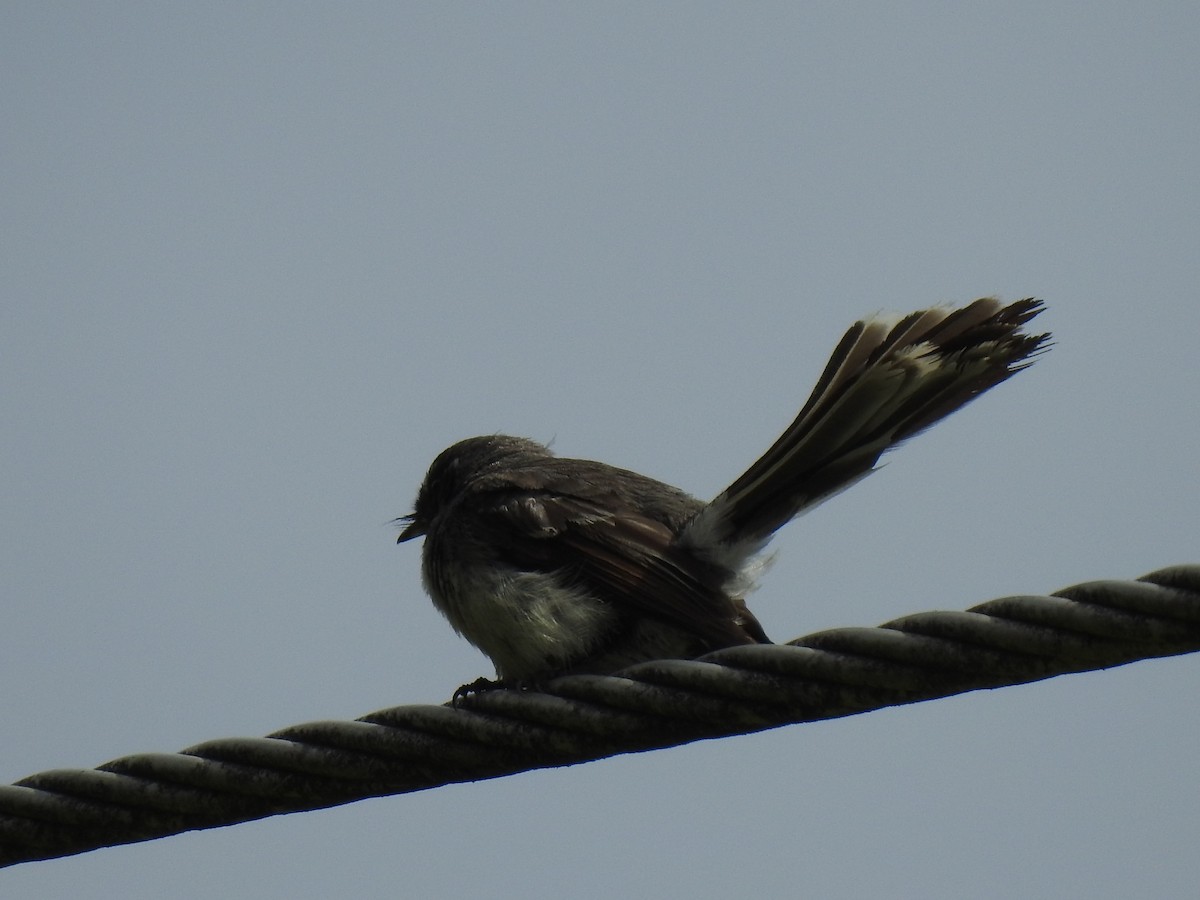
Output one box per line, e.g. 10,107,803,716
450,675,551,708
450,676,505,707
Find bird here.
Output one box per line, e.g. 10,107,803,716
397,297,1049,693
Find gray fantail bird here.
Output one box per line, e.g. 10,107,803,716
398,297,1049,693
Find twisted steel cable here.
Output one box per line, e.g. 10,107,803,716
2,565,1198,868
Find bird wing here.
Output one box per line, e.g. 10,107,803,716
475,488,768,649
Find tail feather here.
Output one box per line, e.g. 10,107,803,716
683,298,1049,560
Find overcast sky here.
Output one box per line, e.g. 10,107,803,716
3,4,1198,898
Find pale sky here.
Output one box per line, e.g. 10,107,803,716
3,4,1198,898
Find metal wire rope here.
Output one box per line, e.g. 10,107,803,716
2,565,1197,867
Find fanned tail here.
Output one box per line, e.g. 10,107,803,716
683,297,1049,562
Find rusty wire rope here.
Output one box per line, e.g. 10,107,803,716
2,565,1198,867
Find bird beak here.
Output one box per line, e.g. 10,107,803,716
396,515,425,543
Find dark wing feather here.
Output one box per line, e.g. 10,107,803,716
477,489,767,648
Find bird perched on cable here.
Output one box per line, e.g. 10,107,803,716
398,297,1049,693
